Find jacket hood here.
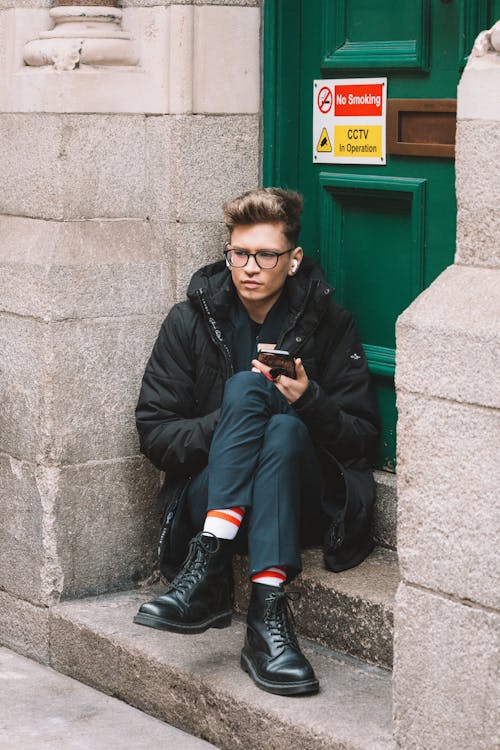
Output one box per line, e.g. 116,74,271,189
186,255,333,318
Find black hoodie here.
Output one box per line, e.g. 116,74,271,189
136,257,379,573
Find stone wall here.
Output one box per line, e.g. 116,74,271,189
393,27,500,750
0,0,261,661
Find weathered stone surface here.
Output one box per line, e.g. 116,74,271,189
119,0,260,7
194,0,261,5
396,265,500,409
50,588,394,750
0,592,49,663
0,454,160,604
396,391,500,610
393,582,500,750
46,316,162,464
233,547,398,669
0,316,48,462
193,6,260,114
146,114,260,223
458,58,500,123
373,469,397,550
0,0,50,7
0,216,166,320
170,220,227,300
0,114,147,220
455,120,500,267
0,313,162,464
54,457,160,600
0,647,218,749
0,455,57,605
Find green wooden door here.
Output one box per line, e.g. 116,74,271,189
263,0,498,471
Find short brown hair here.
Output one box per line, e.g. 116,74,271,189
223,188,304,246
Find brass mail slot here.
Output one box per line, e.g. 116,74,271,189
387,99,456,158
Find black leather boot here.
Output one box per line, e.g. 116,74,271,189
133,532,233,634
240,583,319,696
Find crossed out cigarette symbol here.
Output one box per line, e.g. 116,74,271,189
317,86,333,114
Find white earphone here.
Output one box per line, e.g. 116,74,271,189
225,257,232,269
291,260,299,273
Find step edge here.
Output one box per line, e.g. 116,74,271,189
48,593,395,750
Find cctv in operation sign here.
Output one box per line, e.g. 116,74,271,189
313,78,387,165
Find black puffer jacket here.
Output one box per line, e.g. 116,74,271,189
136,257,379,573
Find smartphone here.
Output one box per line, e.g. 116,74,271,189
257,349,296,379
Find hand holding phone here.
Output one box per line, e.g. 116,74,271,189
257,349,296,379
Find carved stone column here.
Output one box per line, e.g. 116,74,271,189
23,0,138,70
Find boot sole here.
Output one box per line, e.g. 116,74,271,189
133,610,232,634
240,649,319,696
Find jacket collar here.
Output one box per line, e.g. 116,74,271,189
187,256,334,321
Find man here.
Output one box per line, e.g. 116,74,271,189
134,188,379,696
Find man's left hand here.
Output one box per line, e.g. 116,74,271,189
251,358,309,404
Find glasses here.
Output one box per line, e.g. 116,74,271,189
224,244,294,270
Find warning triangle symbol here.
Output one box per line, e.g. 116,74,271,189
316,127,332,153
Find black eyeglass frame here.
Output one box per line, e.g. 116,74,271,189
224,244,295,270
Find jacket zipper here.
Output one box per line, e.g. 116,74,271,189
196,289,234,378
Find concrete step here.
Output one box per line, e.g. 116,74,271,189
233,546,399,670
373,469,397,550
49,589,394,750
0,646,217,750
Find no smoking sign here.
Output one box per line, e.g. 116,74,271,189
313,78,387,165
317,86,332,114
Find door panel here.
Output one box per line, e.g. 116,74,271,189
263,0,496,470
323,0,431,70
319,173,425,470
319,174,426,350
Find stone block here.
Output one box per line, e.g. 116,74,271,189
146,114,260,223
46,315,163,464
0,316,48,463
455,120,500,267
396,390,500,610
373,469,397,550
150,217,228,307
393,582,500,750
0,591,49,663
0,113,147,220
396,265,500,409
50,588,393,750
149,220,178,302
54,457,160,600
194,0,261,5
167,5,194,114
0,454,48,604
193,6,260,114
119,0,260,6
0,453,160,604
458,59,500,123
0,0,49,8
0,313,163,464
120,0,191,6
172,221,227,300
0,216,166,320
145,116,176,221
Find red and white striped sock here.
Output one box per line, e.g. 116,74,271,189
251,566,287,588
203,507,245,540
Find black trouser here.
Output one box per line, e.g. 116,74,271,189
186,372,327,580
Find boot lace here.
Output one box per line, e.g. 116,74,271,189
263,590,300,651
169,533,220,595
